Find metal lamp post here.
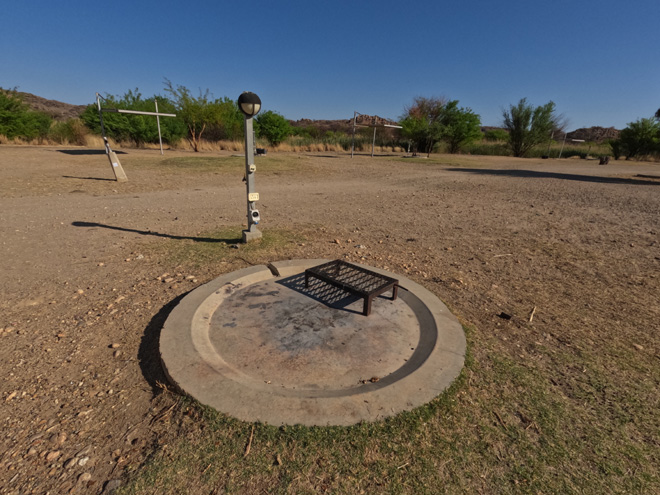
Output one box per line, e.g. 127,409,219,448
238,91,262,243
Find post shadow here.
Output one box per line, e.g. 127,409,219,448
63,176,116,181
72,221,240,244
57,149,127,155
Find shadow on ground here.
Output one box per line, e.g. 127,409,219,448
447,168,660,186
72,221,240,244
63,176,116,181
58,149,127,155
138,293,189,393
277,273,366,315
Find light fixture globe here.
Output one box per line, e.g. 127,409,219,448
238,91,261,117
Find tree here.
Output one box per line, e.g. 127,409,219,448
163,79,226,152
400,96,448,156
502,98,560,157
255,110,291,146
616,118,660,159
401,97,482,155
0,88,51,140
442,102,483,154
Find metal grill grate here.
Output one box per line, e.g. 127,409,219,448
304,260,399,316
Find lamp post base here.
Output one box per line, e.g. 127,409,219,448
242,226,262,243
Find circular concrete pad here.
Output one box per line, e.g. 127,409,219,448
160,259,465,426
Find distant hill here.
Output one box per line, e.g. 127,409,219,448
290,115,399,133
9,91,87,121
565,126,619,143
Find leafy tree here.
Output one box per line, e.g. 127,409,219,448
163,79,228,152
202,97,244,142
442,102,483,153
502,98,560,157
0,89,52,140
401,97,482,155
617,118,659,159
400,96,448,156
255,110,291,146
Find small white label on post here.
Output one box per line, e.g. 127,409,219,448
248,193,259,201
112,162,118,167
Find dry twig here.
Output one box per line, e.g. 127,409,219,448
529,306,537,323
244,424,255,457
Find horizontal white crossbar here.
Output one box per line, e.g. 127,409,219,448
101,108,176,117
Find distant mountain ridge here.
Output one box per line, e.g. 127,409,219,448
11,91,87,121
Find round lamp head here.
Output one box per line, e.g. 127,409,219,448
238,91,262,117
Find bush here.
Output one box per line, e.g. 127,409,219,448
49,119,88,145
255,111,291,146
0,89,52,140
484,129,508,141
82,89,187,147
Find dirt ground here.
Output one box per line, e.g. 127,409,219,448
0,146,659,494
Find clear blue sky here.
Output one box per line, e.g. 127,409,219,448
1,0,658,130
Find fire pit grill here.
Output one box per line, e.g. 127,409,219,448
304,260,399,316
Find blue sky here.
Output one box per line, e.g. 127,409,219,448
1,0,658,130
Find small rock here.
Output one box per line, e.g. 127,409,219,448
356,245,366,249
46,450,61,462
334,239,341,244
185,275,195,280
98,262,105,267
110,343,120,349
56,432,67,445
163,277,174,283
633,343,644,351
64,457,78,469
78,473,92,483
77,289,84,294
102,478,122,493
136,254,144,260
78,456,90,466
113,350,122,359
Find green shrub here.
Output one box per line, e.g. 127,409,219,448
0,89,52,140
484,129,508,141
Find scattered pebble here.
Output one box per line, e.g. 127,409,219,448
45,450,61,462
633,343,644,351
78,472,92,482
102,479,122,493
78,456,90,467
